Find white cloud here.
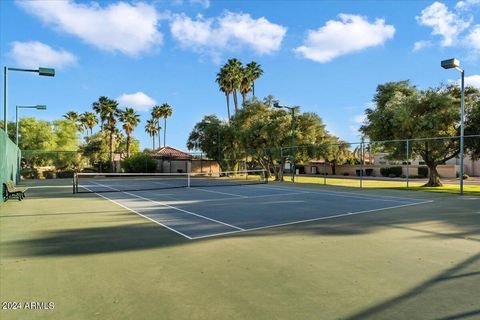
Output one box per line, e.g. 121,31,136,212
354,114,367,124
455,0,480,10
117,92,157,112
293,14,395,63
9,41,76,69
465,75,480,88
416,2,471,46
16,0,163,56
413,40,433,51
170,12,286,58
465,24,480,51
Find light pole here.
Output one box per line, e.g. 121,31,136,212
16,105,47,145
441,58,465,195
15,105,47,182
273,102,299,183
3,66,54,152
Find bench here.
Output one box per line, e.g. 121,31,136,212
3,180,28,201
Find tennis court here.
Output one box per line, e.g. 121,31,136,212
75,172,433,239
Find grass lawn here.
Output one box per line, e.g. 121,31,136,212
286,175,480,196
1,179,479,320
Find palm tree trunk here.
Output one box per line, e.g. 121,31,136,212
163,118,167,147
109,130,114,173
152,135,155,149
233,89,238,113
225,93,231,121
241,92,246,106
158,124,161,149
126,134,131,157
252,81,255,98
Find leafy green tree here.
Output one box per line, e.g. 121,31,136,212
187,115,238,171
159,103,173,147
118,107,140,157
361,81,480,186
81,131,111,172
121,153,156,173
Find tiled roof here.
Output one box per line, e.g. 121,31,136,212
151,146,192,159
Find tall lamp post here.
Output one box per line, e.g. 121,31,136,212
273,102,299,183
15,105,47,182
441,58,465,195
3,66,55,152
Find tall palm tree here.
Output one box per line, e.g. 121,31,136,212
225,58,243,113
80,112,98,136
92,96,110,130
145,119,159,149
63,111,83,132
118,107,140,157
216,67,233,121
159,103,173,147
151,105,163,149
245,61,263,98
239,66,252,106
101,98,119,172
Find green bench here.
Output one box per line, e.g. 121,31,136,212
3,180,28,201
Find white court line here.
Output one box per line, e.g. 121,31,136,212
80,185,193,239
89,181,245,231
190,199,434,240
122,191,245,231
246,184,430,203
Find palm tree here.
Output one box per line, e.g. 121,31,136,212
216,67,233,121
245,61,263,98
159,103,173,147
145,119,159,149
224,58,243,113
239,66,252,106
80,112,98,136
63,111,83,132
151,105,163,149
118,107,140,157
92,96,110,130
100,98,119,172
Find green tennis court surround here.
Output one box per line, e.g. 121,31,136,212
0,128,21,205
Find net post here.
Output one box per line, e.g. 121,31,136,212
406,139,410,189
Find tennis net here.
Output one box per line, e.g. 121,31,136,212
73,169,268,193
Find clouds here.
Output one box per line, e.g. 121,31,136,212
9,41,77,69
16,0,163,56
170,11,287,59
117,92,157,112
416,2,471,46
464,75,480,88
294,14,395,63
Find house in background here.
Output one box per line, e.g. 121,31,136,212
150,146,220,174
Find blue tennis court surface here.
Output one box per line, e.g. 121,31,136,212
86,183,433,240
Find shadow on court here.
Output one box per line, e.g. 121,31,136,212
343,253,480,320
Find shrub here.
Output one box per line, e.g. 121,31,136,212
56,170,74,178
365,168,373,176
21,167,38,179
418,167,429,178
380,166,403,177
342,172,350,176
121,153,157,173
43,171,55,179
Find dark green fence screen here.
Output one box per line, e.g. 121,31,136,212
1,129,20,205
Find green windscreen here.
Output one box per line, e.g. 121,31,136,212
0,128,21,205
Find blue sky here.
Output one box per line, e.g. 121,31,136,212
1,0,479,151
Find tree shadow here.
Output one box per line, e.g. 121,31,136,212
343,253,480,320
3,223,190,257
